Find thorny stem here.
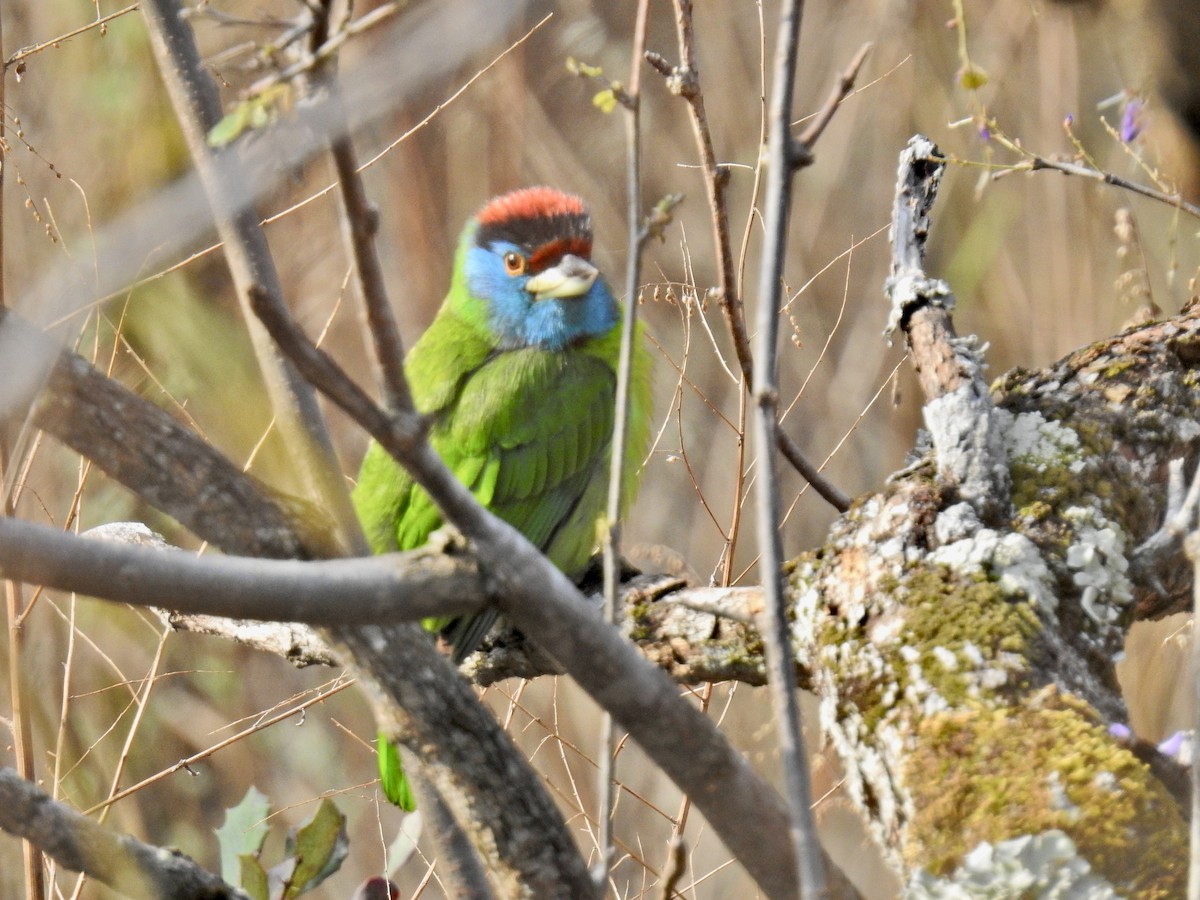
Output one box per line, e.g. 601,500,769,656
599,0,653,888
752,0,827,896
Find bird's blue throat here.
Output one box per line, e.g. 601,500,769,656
464,242,619,351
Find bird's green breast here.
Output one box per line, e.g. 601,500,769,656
352,303,652,580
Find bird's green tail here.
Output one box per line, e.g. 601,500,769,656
377,730,416,811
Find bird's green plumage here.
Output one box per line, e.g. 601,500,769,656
353,191,651,810
352,223,652,622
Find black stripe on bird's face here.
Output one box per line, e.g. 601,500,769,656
475,214,593,269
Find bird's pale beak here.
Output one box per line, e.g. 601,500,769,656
524,254,598,300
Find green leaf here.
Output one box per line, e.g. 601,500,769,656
282,799,349,897
566,57,603,79
592,89,618,114
206,85,291,147
239,854,270,900
217,787,271,885
378,732,417,811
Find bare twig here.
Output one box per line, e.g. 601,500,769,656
0,767,246,899
794,42,872,154
3,4,139,71
1018,155,1200,220
752,1,827,896
648,14,858,514
307,2,413,414
884,136,1010,523
598,0,653,885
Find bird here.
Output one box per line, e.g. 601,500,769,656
352,186,652,805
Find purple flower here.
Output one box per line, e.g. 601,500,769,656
1157,730,1186,759
1121,97,1145,143
1107,722,1132,740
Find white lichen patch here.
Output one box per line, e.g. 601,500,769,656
1046,770,1081,823
929,526,1055,613
1062,506,1133,626
998,409,1085,473
931,645,958,671
907,829,1119,898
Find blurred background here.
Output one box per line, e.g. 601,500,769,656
1,0,1197,896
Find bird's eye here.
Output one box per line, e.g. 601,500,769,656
503,252,527,276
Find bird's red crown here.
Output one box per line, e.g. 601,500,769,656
476,187,587,227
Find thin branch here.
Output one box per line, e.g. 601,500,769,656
0,767,246,899
1020,155,1200,220
308,3,413,414
647,17,858,514
0,515,486,624
657,0,752,389
598,0,653,886
794,42,872,155
752,0,827,896
3,4,139,71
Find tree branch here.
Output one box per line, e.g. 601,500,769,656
751,1,828,895
884,135,1011,524
0,767,246,899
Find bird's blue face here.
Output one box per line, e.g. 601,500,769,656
464,237,619,352
455,189,619,352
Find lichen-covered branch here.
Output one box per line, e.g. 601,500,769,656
885,135,1011,525
787,292,1200,890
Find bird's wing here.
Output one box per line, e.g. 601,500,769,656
435,348,616,571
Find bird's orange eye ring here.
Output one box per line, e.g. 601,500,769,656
503,252,527,276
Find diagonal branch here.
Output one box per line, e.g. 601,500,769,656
140,0,364,557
